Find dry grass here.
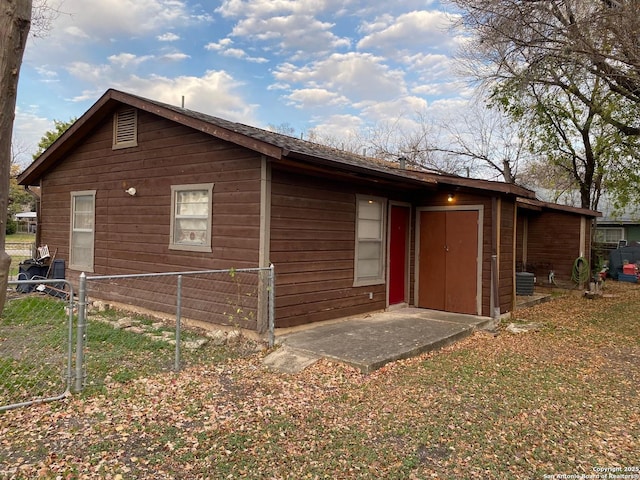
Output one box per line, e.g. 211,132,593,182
1,281,638,479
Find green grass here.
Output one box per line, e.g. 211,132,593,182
6,232,36,279
6,233,35,243
2,283,639,479
0,296,70,404
1,295,243,402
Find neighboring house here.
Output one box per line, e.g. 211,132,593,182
18,89,600,330
592,202,640,267
14,211,37,233
595,217,640,246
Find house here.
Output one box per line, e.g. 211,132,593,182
18,89,600,330
14,211,37,233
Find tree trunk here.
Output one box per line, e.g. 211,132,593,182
0,0,33,313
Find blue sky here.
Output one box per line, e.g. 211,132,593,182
14,0,471,165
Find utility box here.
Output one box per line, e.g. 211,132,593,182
516,272,535,296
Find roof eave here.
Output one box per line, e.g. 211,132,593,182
517,197,601,217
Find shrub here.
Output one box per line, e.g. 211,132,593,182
5,217,17,235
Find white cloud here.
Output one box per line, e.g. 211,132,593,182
58,0,200,37
24,0,211,66
161,52,191,61
206,38,268,63
267,82,289,91
357,10,461,54
205,38,234,51
63,26,90,39
108,53,155,68
359,96,429,123
307,113,364,147
216,0,353,19
66,62,113,84
224,47,269,63
230,15,350,56
215,0,351,58
157,32,180,42
12,108,55,165
35,66,59,83
286,88,347,108
274,52,407,104
120,71,258,122
61,66,257,123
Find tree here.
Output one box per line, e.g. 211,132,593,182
1,0,33,312
491,70,637,210
452,0,640,210
420,102,530,183
8,163,34,217
452,0,640,136
33,117,76,158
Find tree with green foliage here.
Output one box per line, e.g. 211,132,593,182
453,0,640,135
491,71,638,211
32,117,76,158
453,0,640,212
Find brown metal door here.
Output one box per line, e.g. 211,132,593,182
418,209,478,315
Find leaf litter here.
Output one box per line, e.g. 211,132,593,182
1,282,639,479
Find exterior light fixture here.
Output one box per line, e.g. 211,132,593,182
447,193,455,202
126,187,137,196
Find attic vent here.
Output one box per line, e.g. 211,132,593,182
113,108,138,149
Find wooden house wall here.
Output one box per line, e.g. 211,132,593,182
270,167,399,328
498,200,516,313
39,110,263,327
515,213,526,271
526,211,586,283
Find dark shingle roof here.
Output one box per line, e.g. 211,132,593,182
20,88,602,217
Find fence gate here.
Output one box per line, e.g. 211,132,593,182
1,279,75,412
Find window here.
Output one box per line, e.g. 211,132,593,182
70,191,96,271
595,227,624,244
170,184,214,252
354,195,386,286
112,108,137,149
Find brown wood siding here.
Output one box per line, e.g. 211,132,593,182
499,200,515,313
515,213,526,270
39,110,262,328
525,211,584,283
270,168,387,327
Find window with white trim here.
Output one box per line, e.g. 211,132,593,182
112,108,138,149
70,190,96,271
354,195,386,286
595,227,624,244
169,183,214,252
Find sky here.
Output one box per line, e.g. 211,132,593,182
13,0,472,166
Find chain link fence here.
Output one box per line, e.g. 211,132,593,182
1,266,274,409
78,266,275,391
1,279,75,412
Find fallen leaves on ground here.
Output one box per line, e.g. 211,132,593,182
1,282,639,479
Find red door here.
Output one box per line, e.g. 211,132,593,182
418,209,479,315
389,205,409,305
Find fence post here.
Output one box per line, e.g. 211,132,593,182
268,263,275,348
175,274,182,372
75,272,87,392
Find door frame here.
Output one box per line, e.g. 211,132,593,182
414,205,484,315
386,201,411,308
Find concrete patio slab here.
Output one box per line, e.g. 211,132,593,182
265,308,495,374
